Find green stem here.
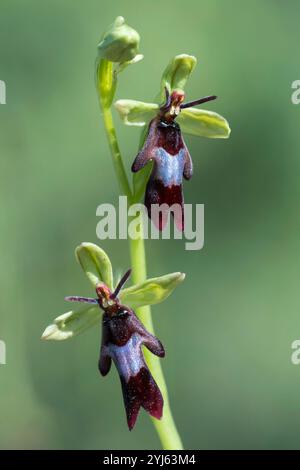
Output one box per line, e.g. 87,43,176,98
130,235,183,450
97,58,183,450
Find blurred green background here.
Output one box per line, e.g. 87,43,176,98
1,0,300,450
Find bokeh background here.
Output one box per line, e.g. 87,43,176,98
1,0,300,450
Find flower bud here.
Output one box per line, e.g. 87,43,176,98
97,16,140,63
114,99,158,126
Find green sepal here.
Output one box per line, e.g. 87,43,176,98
116,54,144,74
119,272,185,309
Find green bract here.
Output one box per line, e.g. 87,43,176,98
95,18,143,116
42,243,185,341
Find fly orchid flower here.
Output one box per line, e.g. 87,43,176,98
114,54,231,231
42,243,185,430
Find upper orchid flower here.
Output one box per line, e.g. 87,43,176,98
114,54,231,231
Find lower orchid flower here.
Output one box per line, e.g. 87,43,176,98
42,243,185,429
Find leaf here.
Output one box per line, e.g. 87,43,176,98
75,243,113,289
41,305,101,341
119,272,185,309
114,99,158,126
178,107,231,138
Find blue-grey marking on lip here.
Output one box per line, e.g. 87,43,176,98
109,333,144,382
154,148,185,186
